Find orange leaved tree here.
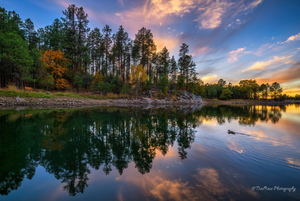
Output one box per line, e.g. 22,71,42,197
40,49,69,90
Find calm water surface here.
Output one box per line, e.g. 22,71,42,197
0,105,300,201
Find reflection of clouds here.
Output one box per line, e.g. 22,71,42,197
194,168,228,201
240,128,290,147
286,158,300,170
191,143,206,153
120,173,197,201
228,141,244,153
150,177,195,201
118,187,123,201
118,167,258,201
202,119,218,126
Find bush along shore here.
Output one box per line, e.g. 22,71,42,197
0,90,205,107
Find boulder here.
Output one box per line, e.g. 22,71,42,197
142,98,153,105
16,96,25,102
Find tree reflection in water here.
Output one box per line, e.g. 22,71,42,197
0,105,287,196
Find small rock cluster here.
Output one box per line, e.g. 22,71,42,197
108,91,204,106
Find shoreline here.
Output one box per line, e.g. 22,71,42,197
0,96,206,107
0,96,298,109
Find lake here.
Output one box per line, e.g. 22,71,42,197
0,104,299,201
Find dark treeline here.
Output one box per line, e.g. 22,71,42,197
204,79,289,100
0,5,200,96
0,5,295,100
0,105,287,196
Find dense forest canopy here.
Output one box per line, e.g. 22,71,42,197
0,5,297,100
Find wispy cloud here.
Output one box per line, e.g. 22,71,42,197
256,62,300,87
281,32,300,44
255,32,300,56
114,0,262,32
228,47,246,63
115,0,198,29
196,0,262,29
243,55,293,72
196,1,234,29
191,46,211,57
254,43,274,56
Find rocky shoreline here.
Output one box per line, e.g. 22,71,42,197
0,89,298,108
0,90,206,107
0,96,206,107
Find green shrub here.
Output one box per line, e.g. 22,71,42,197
219,89,233,100
158,75,168,94
97,81,112,95
110,76,123,94
121,83,131,94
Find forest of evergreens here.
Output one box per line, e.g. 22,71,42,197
0,5,297,100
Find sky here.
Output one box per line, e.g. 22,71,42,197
2,0,300,95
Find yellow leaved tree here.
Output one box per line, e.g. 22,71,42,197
130,64,148,99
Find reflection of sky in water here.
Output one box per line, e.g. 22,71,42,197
1,105,300,201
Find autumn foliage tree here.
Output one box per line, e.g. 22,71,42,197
130,64,148,99
40,49,69,90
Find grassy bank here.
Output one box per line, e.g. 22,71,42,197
0,87,129,100
0,90,54,98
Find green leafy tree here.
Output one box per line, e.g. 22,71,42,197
73,74,83,93
41,73,54,91
121,83,131,94
220,89,233,100
259,83,270,100
97,81,112,94
239,79,260,99
270,82,283,100
218,79,226,87
208,87,217,98
0,31,32,88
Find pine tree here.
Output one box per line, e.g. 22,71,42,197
61,4,78,75
102,24,112,76
76,7,90,72
178,43,189,76
133,27,156,75
24,18,38,50
49,18,64,50
157,46,170,76
169,56,177,82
